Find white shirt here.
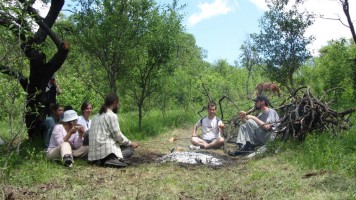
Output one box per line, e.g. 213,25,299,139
77,115,91,132
195,116,223,141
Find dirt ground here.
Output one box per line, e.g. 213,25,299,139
127,126,245,168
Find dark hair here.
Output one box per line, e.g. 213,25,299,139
50,103,61,115
81,101,91,115
64,105,74,112
99,93,119,114
207,101,217,109
253,95,270,107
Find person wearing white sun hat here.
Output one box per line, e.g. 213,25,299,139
46,110,89,167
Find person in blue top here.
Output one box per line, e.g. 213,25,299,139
229,95,280,156
190,101,225,150
43,103,63,148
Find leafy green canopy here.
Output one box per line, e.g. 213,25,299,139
251,0,314,89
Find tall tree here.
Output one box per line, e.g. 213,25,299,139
239,35,260,97
0,1,69,139
73,0,184,130
72,0,138,95
126,2,183,130
251,0,314,90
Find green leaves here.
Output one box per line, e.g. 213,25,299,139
251,1,314,88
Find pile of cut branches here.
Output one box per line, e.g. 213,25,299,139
274,87,355,141
198,84,355,148
220,87,355,147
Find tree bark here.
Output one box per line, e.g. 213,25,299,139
0,0,69,140
341,0,356,96
341,0,356,44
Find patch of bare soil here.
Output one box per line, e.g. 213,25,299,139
2,184,49,200
124,126,247,169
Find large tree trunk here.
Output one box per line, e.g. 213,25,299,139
25,42,69,140
0,0,69,140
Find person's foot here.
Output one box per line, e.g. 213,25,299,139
88,160,104,166
104,158,127,168
228,142,254,156
228,150,252,156
63,154,73,167
189,144,201,150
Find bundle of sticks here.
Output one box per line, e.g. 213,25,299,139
272,87,355,141
223,86,355,143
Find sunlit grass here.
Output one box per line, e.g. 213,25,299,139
119,109,196,140
1,110,356,199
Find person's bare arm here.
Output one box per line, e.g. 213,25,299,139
192,125,198,137
245,115,272,130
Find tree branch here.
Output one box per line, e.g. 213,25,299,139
46,41,70,76
320,16,350,28
25,4,62,48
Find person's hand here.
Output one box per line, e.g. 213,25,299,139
239,111,246,119
70,125,83,135
131,142,139,148
218,124,225,130
77,126,85,137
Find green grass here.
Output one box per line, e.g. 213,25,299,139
119,109,196,140
266,128,356,177
1,109,356,199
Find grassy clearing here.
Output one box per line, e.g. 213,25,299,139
1,125,356,199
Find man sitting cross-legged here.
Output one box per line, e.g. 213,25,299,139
190,101,225,150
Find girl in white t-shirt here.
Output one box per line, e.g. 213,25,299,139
77,101,93,132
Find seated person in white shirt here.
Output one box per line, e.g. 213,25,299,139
77,101,93,132
190,101,225,150
77,101,93,146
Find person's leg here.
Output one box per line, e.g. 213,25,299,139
46,146,61,160
252,129,271,146
229,120,259,156
47,142,73,166
236,123,248,145
72,145,89,158
101,153,127,168
237,119,259,145
204,137,224,149
191,136,209,148
59,142,74,167
120,146,134,159
59,142,72,157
